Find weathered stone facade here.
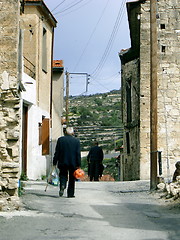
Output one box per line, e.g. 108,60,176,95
0,0,21,210
156,0,180,179
120,0,180,181
119,1,141,181
120,59,140,180
139,1,151,180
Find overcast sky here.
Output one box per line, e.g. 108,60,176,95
44,0,131,96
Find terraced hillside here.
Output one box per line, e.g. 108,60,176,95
68,90,123,152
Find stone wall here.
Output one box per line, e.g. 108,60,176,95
140,0,180,180
121,59,140,180
120,0,180,181
139,1,151,179
156,0,180,179
0,0,21,210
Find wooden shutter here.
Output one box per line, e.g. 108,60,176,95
41,118,50,155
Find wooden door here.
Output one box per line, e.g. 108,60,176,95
22,104,28,175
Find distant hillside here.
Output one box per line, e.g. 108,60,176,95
68,90,123,152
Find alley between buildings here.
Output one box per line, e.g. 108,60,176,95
0,180,179,240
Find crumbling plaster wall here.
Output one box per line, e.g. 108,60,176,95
0,0,20,210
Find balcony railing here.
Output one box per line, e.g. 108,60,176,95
23,56,36,79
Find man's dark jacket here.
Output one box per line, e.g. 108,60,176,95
53,135,81,169
87,145,103,164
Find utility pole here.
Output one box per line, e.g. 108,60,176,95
150,0,158,189
65,72,90,124
86,74,90,92
65,71,69,124
69,72,90,93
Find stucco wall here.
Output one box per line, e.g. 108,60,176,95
21,73,49,180
52,71,64,140
19,3,56,180
21,5,53,112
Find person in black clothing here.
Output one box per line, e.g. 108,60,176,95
53,127,81,198
87,141,104,181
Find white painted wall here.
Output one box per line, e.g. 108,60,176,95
27,105,49,180
20,73,50,180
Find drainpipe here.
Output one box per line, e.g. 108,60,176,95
50,26,54,167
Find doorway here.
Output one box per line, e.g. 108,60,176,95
22,104,28,175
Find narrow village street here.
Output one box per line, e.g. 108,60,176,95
0,180,179,240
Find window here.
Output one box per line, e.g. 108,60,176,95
38,122,42,145
126,79,132,123
161,45,166,53
126,132,130,154
160,24,165,29
42,27,47,72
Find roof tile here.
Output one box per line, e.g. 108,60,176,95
53,60,64,68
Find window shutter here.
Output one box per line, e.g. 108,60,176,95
42,118,50,155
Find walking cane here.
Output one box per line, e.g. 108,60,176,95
44,165,55,192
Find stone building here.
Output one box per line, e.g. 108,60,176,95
119,0,180,181
0,0,64,209
0,0,21,209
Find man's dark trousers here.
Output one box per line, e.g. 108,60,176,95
59,166,75,197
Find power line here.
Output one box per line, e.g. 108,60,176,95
26,0,89,33
57,0,93,17
91,0,126,78
73,0,110,71
51,0,66,13
54,0,87,16
90,76,111,92
91,0,125,78
95,72,120,81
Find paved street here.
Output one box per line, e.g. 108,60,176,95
0,180,179,240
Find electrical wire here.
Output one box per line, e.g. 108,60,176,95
91,0,125,78
57,0,93,17
28,0,91,32
54,0,87,16
90,76,112,92
85,70,120,96
91,0,126,78
95,72,120,81
51,0,66,13
73,0,110,71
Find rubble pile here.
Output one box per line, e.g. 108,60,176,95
157,176,180,200
0,193,20,211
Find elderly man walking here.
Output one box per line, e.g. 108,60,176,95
87,141,104,181
53,127,81,198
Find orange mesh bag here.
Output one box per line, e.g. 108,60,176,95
73,168,85,179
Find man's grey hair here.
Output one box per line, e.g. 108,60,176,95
66,127,74,135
